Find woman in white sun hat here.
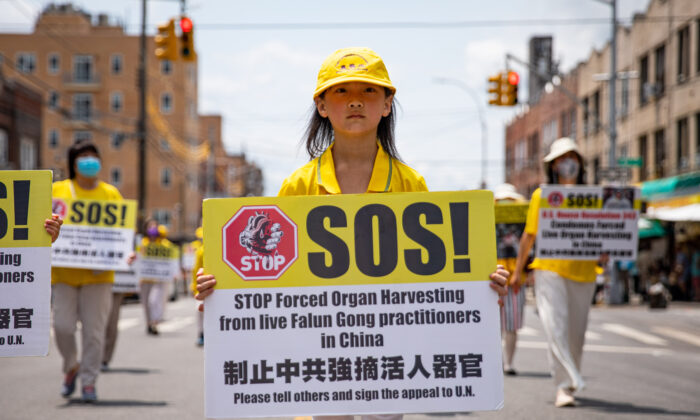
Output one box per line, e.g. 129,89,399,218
511,137,598,408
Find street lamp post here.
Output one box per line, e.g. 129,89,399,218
433,77,489,189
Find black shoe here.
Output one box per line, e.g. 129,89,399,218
147,325,159,335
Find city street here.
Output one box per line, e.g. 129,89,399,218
1,294,699,420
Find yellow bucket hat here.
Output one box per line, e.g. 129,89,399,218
313,47,396,98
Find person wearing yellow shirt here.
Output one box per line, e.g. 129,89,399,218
139,221,175,335
52,139,124,402
512,137,598,408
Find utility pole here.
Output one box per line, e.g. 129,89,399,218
609,0,618,171
137,0,147,229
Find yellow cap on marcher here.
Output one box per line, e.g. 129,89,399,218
313,47,396,98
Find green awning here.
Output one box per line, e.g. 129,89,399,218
641,171,700,200
638,217,667,239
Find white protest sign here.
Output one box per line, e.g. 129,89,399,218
139,242,180,282
0,171,52,357
536,185,640,260
51,198,137,271
203,191,503,418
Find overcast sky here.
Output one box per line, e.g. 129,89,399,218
2,0,651,195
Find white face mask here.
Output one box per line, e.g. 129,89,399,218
557,157,580,180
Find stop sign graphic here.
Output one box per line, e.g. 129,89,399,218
222,205,298,280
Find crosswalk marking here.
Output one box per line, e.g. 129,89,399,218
518,340,672,356
118,318,140,330
601,323,668,346
158,316,194,333
652,327,700,347
585,330,602,340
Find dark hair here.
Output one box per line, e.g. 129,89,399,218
67,139,100,179
545,152,586,185
302,87,400,160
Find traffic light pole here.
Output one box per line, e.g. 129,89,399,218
137,0,147,229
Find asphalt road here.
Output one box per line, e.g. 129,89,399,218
1,293,699,420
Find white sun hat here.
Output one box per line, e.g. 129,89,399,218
543,137,581,162
493,183,526,202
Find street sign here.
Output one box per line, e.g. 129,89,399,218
599,166,632,181
617,157,643,167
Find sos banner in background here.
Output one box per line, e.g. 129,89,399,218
203,191,503,418
536,185,640,260
139,242,180,282
0,171,52,357
494,203,529,261
51,198,137,271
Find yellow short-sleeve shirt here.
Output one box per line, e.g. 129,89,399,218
51,179,124,286
278,142,428,196
525,187,597,283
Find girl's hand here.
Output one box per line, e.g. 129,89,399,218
127,252,137,265
195,267,217,312
489,265,510,306
509,271,521,294
44,214,63,243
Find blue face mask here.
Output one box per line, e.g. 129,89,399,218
76,156,101,178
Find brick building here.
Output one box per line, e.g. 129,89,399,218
0,69,42,170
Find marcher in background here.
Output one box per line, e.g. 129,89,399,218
52,139,124,402
195,47,510,420
512,137,599,408
493,183,528,376
139,221,173,335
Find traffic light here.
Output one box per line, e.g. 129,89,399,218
504,71,519,106
179,16,197,61
488,73,504,106
155,19,177,61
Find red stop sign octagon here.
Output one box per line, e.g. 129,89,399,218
222,205,298,280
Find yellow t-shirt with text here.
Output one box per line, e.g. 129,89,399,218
51,179,123,286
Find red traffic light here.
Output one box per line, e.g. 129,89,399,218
180,17,193,33
507,71,519,86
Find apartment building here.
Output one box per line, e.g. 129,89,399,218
0,69,42,170
0,4,202,236
505,0,700,197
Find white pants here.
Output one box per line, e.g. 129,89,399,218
141,282,166,325
534,270,596,392
52,282,112,387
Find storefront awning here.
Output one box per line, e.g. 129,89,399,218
638,217,667,238
641,171,700,200
645,203,700,222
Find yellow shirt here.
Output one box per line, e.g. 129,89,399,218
525,187,597,283
278,142,428,196
51,179,123,286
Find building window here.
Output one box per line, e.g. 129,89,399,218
72,93,93,121
73,55,93,82
639,54,649,106
48,129,59,149
111,54,122,75
48,91,59,109
619,144,628,159
677,25,690,83
654,44,665,97
592,90,600,133
48,53,60,75
161,167,172,187
620,77,629,118
654,129,665,178
639,134,648,181
677,117,689,171
20,138,36,170
528,132,539,168
160,93,172,114
188,100,196,118
160,138,170,151
542,119,557,150
74,131,92,142
152,209,171,227
161,60,172,75
110,167,122,186
111,132,125,149
514,139,526,171
0,129,8,166
569,108,576,141
110,92,123,113
15,53,36,73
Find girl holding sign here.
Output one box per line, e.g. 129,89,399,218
196,47,510,420
511,137,598,408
